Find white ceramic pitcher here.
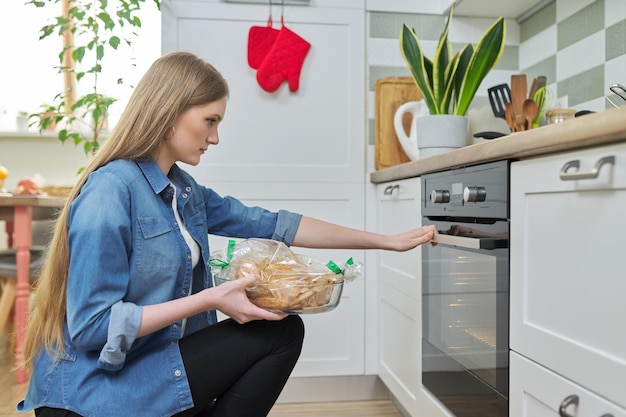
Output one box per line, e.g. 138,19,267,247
393,100,429,161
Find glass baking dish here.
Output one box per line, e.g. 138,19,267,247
214,274,344,314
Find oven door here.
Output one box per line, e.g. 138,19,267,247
422,217,509,417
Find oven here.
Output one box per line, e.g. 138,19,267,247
421,161,509,417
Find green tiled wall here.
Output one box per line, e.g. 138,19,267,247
367,0,626,140
520,0,625,108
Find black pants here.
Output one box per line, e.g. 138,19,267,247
35,315,305,417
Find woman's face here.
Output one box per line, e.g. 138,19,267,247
157,97,227,170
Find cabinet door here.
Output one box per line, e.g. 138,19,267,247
378,282,421,415
510,143,626,408
376,178,421,297
207,181,365,377
510,352,626,417
378,280,453,417
161,0,365,184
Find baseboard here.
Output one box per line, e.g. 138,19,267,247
276,375,392,403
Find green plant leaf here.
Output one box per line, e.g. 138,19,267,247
109,36,121,49
96,44,104,61
399,4,505,116
432,7,454,113
451,44,474,113
73,46,86,63
58,129,69,143
455,17,506,115
399,24,437,114
98,12,115,31
440,51,461,114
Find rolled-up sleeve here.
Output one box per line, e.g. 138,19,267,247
272,210,302,246
97,301,142,371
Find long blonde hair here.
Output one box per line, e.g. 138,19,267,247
23,51,229,370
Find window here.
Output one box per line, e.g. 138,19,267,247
0,2,161,131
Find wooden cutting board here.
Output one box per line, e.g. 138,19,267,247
374,77,423,170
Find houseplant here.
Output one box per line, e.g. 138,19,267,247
397,5,505,158
27,0,160,157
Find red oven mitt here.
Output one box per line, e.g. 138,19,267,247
247,17,279,69
256,25,311,93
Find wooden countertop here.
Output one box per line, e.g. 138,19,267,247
370,106,626,183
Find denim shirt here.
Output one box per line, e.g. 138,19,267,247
18,158,302,417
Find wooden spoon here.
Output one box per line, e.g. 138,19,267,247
515,114,527,132
523,99,538,130
528,76,546,99
510,74,528,117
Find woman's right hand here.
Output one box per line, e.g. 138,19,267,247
210,276,288,324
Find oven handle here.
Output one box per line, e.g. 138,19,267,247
433,233,508,250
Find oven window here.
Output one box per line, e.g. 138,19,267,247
424,244,506,387
422,219,509,411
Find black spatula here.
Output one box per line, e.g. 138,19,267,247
487,83,511,119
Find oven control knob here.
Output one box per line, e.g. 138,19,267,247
430,189,450,203
463,186,487,203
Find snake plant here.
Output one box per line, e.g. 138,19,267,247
400,6,506,116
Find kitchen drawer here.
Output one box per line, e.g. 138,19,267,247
376,178,421,297
510,351,626,417
510,142,626,407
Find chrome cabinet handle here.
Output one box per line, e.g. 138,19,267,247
559,156,615,181
599,414,615,417
559,394,579,417
383,184,399,195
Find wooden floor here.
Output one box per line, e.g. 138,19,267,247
0,334,32,417
0,334,403,417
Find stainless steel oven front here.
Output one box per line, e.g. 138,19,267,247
421,161,509,417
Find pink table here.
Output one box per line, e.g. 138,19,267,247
0,194,65,383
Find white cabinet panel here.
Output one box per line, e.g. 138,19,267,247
206,181,366,376
163,0,368,378
510,143,626,409
376,177,452,417
162,0,365,184
510,352,626,417
378,283,421,414
378,274,452,417
376,178,421,297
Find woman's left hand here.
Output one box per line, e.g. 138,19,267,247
386,225,437,252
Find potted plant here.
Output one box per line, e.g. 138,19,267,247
27,0,160,157
397,5,505,158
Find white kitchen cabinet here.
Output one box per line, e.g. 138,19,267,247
366,0,454,15
207,181,366,377
378,284,452,417
510,352,626,417
376,178,421,296
376,178,421,413
366,0,541,19
161,0,365,185
510,142,626,411
162,1,368,378
376,178,452,417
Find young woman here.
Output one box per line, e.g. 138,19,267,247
18,51,435,417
